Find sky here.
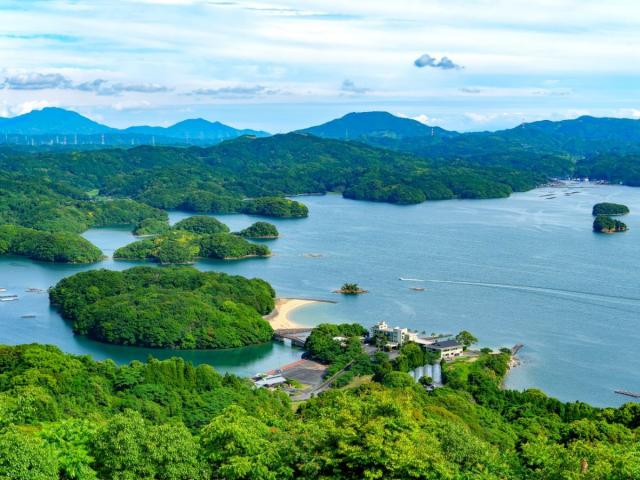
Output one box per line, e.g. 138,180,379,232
0,0,639,132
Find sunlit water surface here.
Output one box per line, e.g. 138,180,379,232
1,183,639,405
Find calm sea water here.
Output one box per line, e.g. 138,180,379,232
1,183,639,406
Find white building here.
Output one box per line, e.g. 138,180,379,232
370,321,435,348
424,339,463,359
253,374,287,388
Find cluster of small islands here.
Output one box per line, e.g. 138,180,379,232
1,109,640,477
592,202,630,233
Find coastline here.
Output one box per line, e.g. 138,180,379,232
265,298,330,330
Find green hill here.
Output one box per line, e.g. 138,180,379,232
49,266,275,349
0,341,638,479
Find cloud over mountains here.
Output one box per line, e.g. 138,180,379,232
0,72,170,96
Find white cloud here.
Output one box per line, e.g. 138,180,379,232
111,100,152,111
464,112,525,124
395,112,438,125
11,100,52,115
0,0,638,130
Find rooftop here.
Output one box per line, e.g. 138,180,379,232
428,339,462,349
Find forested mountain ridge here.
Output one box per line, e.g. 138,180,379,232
0,132,542,222
302,111,640,156
301,112,640,183
298,111,458,141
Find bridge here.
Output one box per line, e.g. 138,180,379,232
273,328,313,348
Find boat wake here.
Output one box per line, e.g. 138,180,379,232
422,279,640,305
399,277,425,282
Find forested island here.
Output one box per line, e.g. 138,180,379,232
1,337,639,478
593,215,629,233
49,266,275,349
236,221,279,239
0,224,102,263
592,202,630,216
115,216,270,263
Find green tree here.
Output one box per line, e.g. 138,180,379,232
0,428,59,480
40,419,99,480
92,410,203,480
456,330,478,350
200,405,292,480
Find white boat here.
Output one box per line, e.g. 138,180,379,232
399,277,425,282
0,297,18,302
0,288,6,292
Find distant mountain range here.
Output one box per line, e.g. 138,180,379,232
0,107,269,146
300,111,640,156
2,107,640,156
298,111,458,140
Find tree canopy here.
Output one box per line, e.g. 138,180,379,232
593,215,628,233
236,221,279,239
115,228,270,263
0,224,103,263
592,202,630,216
49,266,276,349
1,343,639,479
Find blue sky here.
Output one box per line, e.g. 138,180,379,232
0,0,639,132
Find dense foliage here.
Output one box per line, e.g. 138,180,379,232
576,153,640,186
0,224,102,263
304,323,373,386
592,202,630,216
0,170,166,234
1,343,639,479
302,112,640,188
115,229,270,263
593,215,628,233
49,266,275,349
173,216,230,234
236,221,279,238
241,197,308,217
0,132,543,228
133,217,171,236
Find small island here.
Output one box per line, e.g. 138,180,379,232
49,266,275,349
0,224,103,263
241,196,308,218
172,216,230,234
236,221,279,239
115,216,270,263
593,215,628,233
334,282,368,294
592,202,630,216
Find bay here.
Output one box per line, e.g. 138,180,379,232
1,183,639,406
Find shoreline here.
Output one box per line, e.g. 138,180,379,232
264,297,333,330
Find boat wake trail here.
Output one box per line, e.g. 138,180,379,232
423,279,640,305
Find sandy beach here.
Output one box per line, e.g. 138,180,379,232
265,298,321,330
